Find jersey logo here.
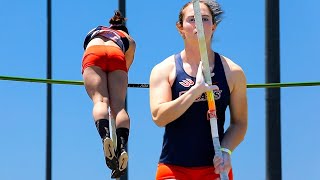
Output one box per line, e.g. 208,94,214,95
213,89,222,100
179,78,194,87
178,83,222,101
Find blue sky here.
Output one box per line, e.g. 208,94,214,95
0,0,319,180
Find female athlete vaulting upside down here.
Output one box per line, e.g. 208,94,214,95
81,10,136,179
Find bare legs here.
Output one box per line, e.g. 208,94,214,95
82,66,130,128
83,67,109,122
83,66,130,178
107,69,130,129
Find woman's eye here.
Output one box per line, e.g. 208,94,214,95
202,17,209,22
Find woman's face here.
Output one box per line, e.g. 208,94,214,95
178,3,215,42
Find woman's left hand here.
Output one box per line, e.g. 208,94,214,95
213,151,232,175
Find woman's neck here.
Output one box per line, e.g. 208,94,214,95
182,45,215,66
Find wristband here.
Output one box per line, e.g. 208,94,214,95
220,147,232,156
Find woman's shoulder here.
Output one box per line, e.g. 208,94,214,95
126,34,136,46
89,25,107,32
154,55,176,69
150,54,177,85
218,53,247,90
151,55,176,75
85,25,109,37
116,30,135,46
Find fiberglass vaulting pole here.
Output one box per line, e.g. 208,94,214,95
266,0,282,179
118,1,128,180
46,0,52,180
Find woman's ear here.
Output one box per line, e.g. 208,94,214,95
176,23,185,39
176,22,183,31
212,24,217,31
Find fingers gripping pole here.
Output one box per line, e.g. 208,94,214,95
192,1,229,179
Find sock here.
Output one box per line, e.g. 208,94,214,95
95,119,110,139
116,128,129,151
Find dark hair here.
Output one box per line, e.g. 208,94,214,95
109,10,129,34
177,0,223,26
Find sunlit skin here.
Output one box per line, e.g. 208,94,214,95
177,3,216,67
150,2,247,180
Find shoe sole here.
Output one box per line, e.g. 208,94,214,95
103,137,118,170
118,151,128,171
111,151,128,179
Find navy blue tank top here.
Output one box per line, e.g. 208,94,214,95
159,52,230,167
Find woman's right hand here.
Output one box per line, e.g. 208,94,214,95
194,61,218,94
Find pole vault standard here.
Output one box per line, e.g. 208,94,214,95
46,0,52,180
118,1,128,180
266,0,282,179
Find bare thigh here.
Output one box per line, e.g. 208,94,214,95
107,70,128,114
82,66,109,104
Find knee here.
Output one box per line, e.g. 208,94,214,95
110,104,126,115
93,100,110,119
100,97,109,104
111,107,125,116
93,96,109,104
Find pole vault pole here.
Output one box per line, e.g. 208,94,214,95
192,0,228,179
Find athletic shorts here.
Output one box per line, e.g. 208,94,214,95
155,163,233,180
81,45,127,74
